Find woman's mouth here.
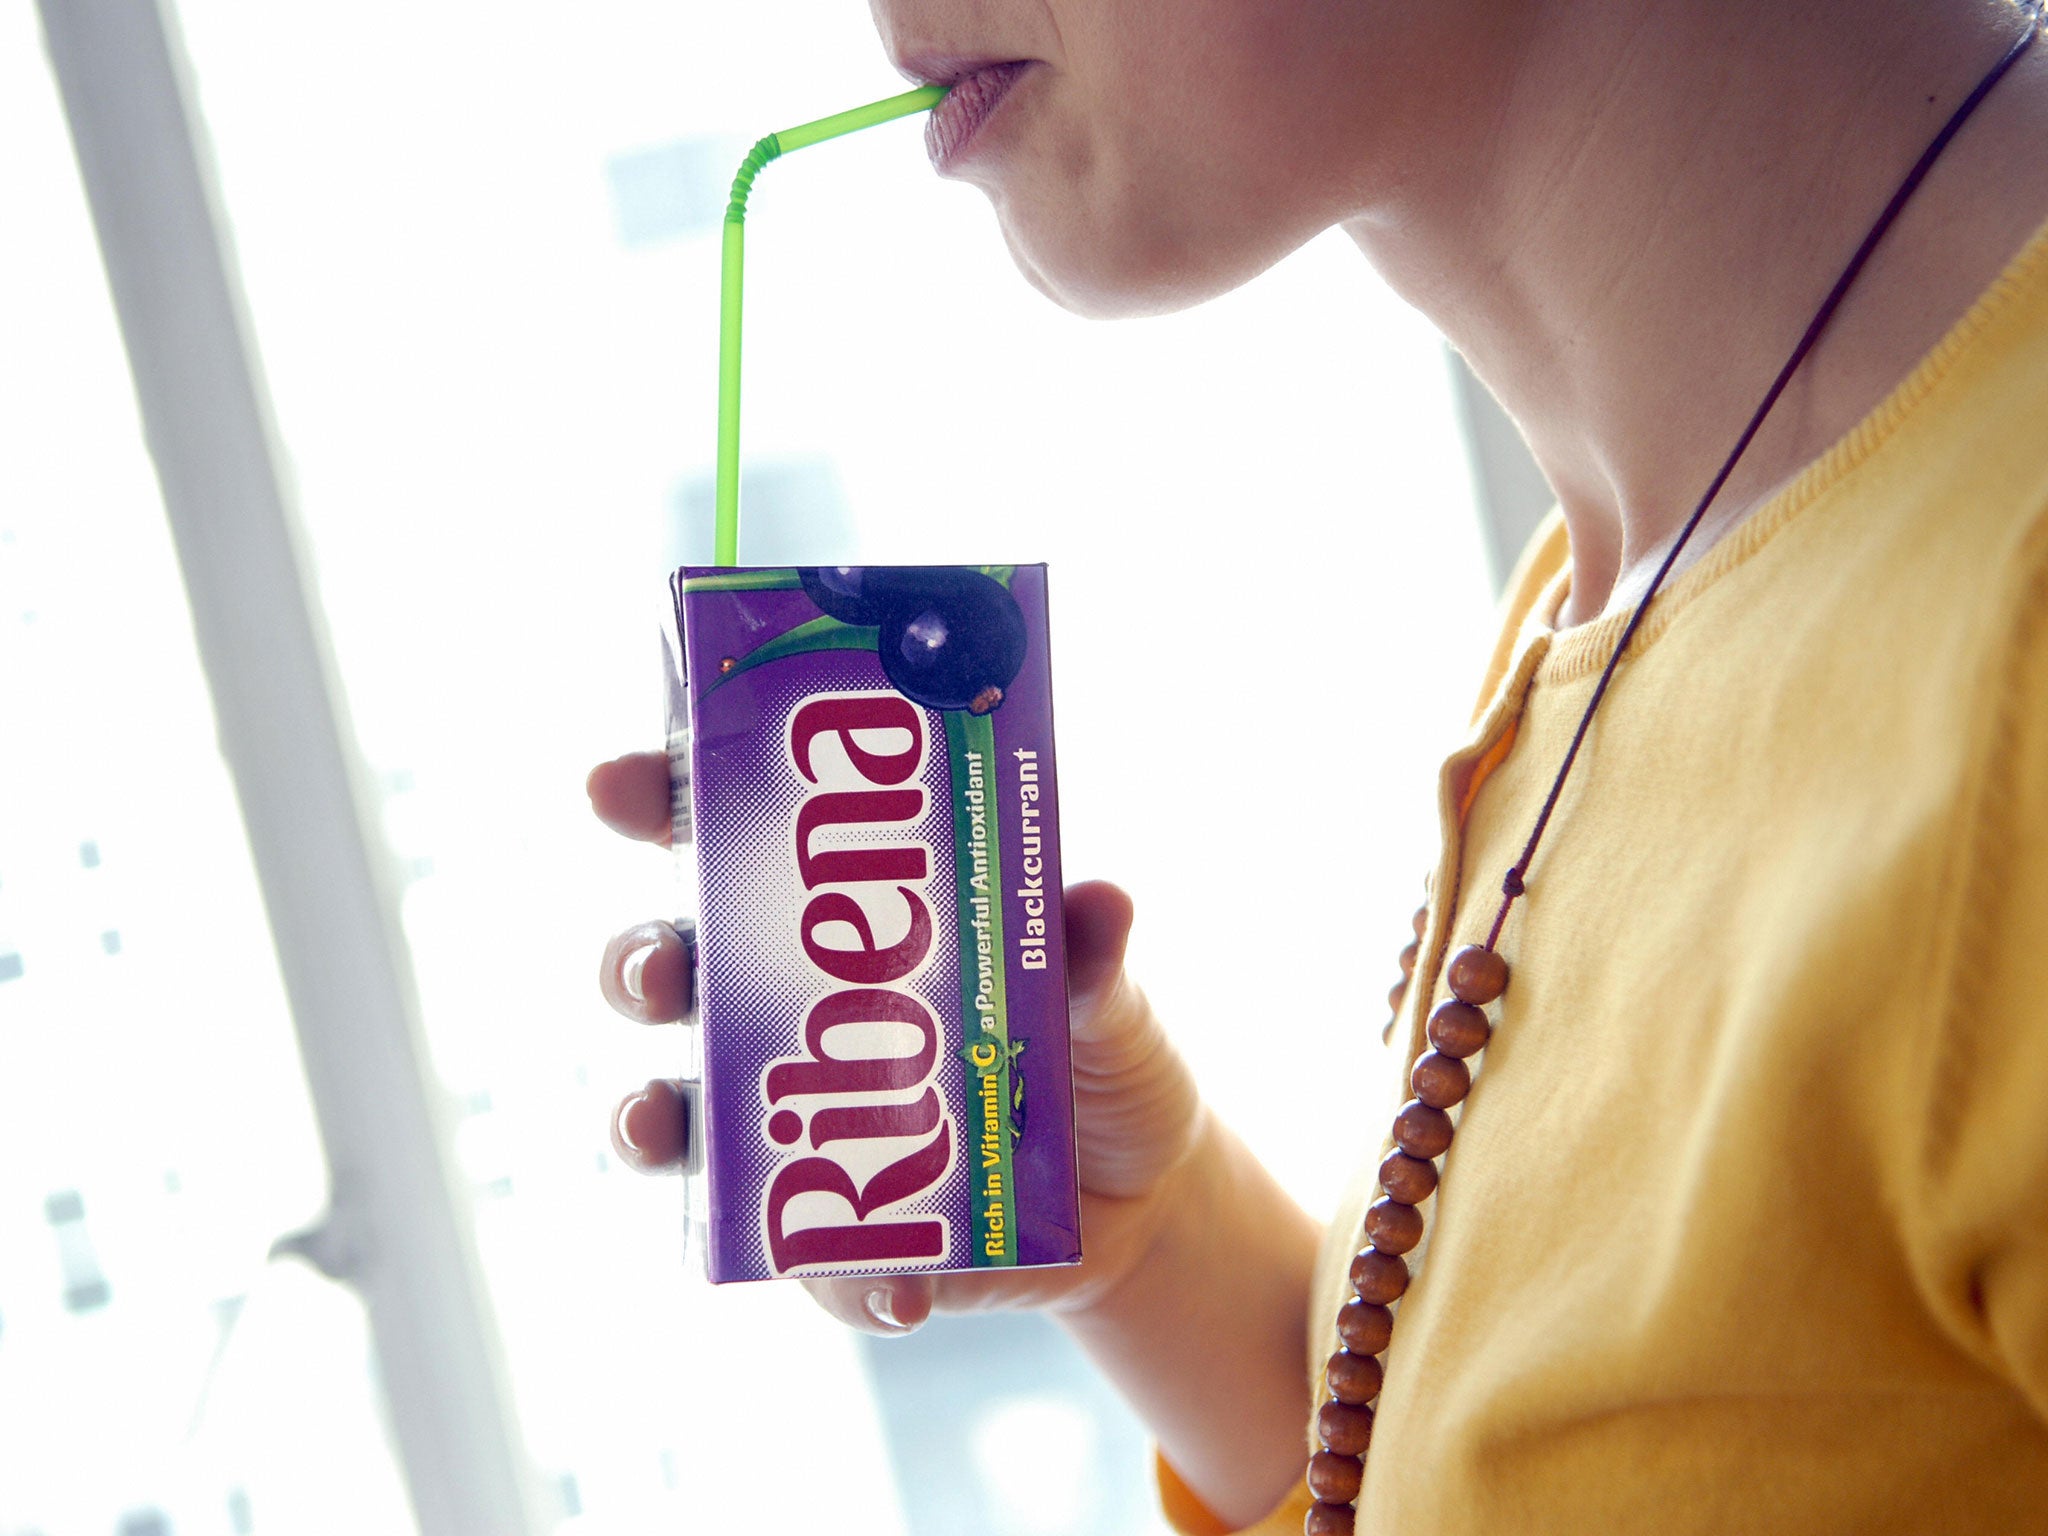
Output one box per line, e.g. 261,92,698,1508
925,62,1031,172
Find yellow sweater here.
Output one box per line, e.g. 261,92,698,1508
1167,216,2048,1534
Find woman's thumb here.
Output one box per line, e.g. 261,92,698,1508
1063,880,1136,1009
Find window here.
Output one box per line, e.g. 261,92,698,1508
17,1,1502,1529
1,10,415,1532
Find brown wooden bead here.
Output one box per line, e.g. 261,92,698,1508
1411,904,1429,938
1325,1348,1384,1405
1336,1298,1394,1354
1393,1099,1455,1160
1386,978,1408,1016
1446,944,1509,1005
1397,940,1419,979
1307,1450,1365,1504
1305,1500,1357,1536
1410,1050,1473,1109
1349,1246,1410,1304
1364,1196,1425,1255
1377,1149,1438,1204
1317,1398,1375,1457
1427,999,1492,1059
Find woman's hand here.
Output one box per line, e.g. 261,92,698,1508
587,749,1208,1334
590,748,1318,1523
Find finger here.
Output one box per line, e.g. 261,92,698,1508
587,752,673,846
1062,880,1155,1057
599,921,694,1022
1060,884,1200,1197
1063,880,1135,1005
612,1078,690,1174
802,1273,937,1337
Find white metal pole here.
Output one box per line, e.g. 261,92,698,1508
38,4,546,1532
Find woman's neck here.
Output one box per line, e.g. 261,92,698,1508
1346,1,2048,626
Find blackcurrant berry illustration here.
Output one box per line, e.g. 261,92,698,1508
871,567,1028,714
798,566,886,625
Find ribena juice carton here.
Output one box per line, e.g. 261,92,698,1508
665,563,1082,1282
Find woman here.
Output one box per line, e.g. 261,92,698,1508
590,2,2048,1530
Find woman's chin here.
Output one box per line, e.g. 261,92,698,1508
996,215,1264,321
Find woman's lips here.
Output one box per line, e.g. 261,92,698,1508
925,61,1030,171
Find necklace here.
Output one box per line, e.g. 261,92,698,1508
1306,12,2044,1532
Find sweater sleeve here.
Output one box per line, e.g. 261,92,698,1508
1913,511,2048,1424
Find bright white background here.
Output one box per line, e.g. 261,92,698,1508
0,1,1496,1531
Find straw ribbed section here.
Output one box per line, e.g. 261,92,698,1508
724,134,782,224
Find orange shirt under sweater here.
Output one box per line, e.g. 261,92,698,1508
1165,216,2048,1534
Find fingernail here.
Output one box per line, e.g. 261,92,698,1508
614,1090,650,1154
864,1287,905,1332
620,942,656,1003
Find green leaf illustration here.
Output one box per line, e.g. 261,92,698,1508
681,569,802,594
697,617,880,699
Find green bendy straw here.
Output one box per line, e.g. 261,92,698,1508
715,84,947,566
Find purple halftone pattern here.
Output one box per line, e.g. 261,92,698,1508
684,637,969,1279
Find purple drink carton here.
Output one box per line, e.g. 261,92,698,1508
664,563,1081,1282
